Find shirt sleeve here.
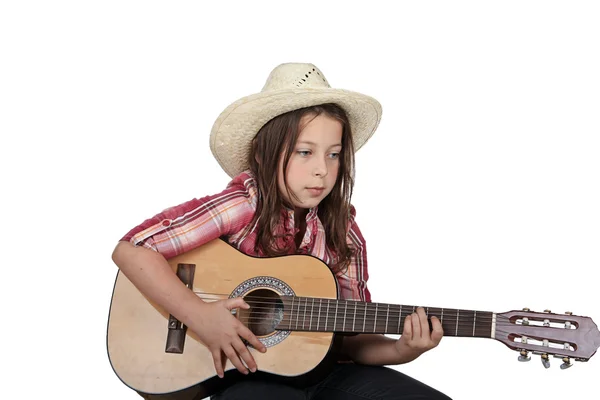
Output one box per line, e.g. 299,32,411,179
119,174,256,259
336,205,372,302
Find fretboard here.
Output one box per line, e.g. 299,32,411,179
276,296,493,338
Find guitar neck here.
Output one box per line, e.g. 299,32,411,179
276,296,494,338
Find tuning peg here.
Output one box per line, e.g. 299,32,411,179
560,357,572,370
565,311,573,315
541,353,550,368
522,307,530,311
544,309,552,313
518,349,531,362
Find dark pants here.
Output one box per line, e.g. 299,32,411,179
139,364,451,400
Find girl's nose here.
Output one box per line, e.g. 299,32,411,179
313,157,328,177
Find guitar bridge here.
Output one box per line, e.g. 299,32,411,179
165,263,195,354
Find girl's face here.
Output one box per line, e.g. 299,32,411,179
278,113,343,211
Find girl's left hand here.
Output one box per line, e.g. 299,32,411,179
395,307,444,359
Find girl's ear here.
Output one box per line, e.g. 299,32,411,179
251,137,261,165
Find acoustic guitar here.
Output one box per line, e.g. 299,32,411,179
106,239,600,397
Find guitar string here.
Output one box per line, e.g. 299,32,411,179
190,293,525,324
181,292,572,338
191,293,550,325
234,308,502,324
211,315,570,345
234,314,571,336
188,292,574,328
236,314,515,327
183,292,574,341
211,308,564,332
233,318,525,335
191,290,503,317
226,316,575,345
191,291,560,322
234,315,536,330
194,293,502,321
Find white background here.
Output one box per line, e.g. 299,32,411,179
2,1,599,399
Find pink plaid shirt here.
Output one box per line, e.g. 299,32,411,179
120,171,371,302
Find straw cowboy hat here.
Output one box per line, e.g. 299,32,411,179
209,62,382,178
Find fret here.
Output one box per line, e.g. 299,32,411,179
309,298,314,331
352,301,357,331
317,299,322,332
325,299,330,331
373,303,378,333
388,304,399,334
362,302,367,332
295,297,300,330
289,297,294,330
459,310,476,337
455,309,459,336
441,308,444,325
472,310,476,337
334,301,338,331
398,305,402,334
303,297,308,330
343,301,348,331
385,304,390,333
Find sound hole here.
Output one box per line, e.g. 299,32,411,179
239,289,284,336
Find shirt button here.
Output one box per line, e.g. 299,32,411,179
161,219,172,227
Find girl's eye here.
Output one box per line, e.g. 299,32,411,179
329,152,340,159
297,150,311,157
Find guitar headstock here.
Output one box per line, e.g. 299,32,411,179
495,308,600,369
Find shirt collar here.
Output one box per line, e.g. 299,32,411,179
282,204,319,223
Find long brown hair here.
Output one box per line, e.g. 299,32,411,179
248,103,355,273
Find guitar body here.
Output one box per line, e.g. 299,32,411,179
107,239,340,396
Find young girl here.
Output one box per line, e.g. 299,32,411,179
112,63,450,400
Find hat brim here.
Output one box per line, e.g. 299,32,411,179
210,88,382,178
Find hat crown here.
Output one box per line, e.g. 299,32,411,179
262,63,331,92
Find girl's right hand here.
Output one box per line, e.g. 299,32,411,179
192,297,267,378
